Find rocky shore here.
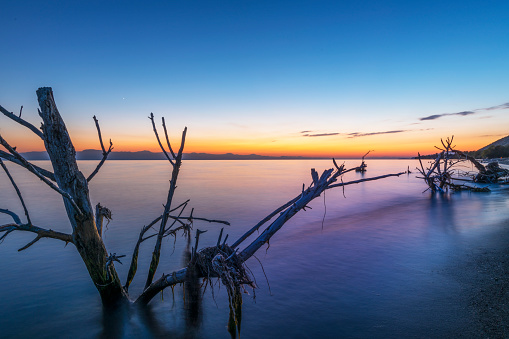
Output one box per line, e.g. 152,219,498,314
496,158,509,166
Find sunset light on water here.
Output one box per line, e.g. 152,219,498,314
2,1,509,338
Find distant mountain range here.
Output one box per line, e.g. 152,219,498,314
20,149,317,161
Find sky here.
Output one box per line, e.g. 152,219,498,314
1,0,508,158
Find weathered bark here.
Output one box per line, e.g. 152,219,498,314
36,87,126,304
136,164,405,304
2,87,406,313
416,137,509,191
144,114,187,289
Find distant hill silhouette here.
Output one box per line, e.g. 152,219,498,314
21,149,314,161
415,134,509,159
478,135,509,151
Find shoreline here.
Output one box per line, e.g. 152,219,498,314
448,218,509,337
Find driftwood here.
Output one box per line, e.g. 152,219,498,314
1,87,405,327
355,150,372,172
416,136,509,193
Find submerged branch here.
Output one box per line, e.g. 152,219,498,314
136,160,405,304
327,172,405,189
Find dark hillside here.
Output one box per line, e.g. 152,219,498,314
478,135,509,151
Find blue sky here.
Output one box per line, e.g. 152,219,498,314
1,0,508,156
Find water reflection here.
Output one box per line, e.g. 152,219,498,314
1,160,508,338
427,193,457,234
184,265,203,331
101,303,180,339
100,301,129,339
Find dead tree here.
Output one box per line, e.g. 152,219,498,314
355,150,373,172
416,136,509,193
0,88,405,313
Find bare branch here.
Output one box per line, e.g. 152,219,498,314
87,116,113,182
124,223,152,292
124,199,193,291
0,150,56,181
231,196,298,249
0,104,44,139
162,117,177,159
18,235,42,251
332,158,345,172
361,150,373,160
0,209,22,224
327,172,405,189
144,123,187,289
0,135,83,215
168,215,230,225
232,164,359,250
93,116,107,154
238,162,405,262
149,113,174,166
0,158,31,224
0,223,73,251
135,267,188,305
177,127,187,158
135,160,404,305
95,203,112,237
453,149,486,174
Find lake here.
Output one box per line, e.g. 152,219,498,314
1,159,508,338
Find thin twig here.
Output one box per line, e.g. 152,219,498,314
0,135,83,215
149,113,175,166
162,117,177,159
0,223,73,251
87,116,113,182
0,104,44,139
0,209,22,224
0,150,56,181
0,158,31,224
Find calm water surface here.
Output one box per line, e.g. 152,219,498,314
0,159,508,338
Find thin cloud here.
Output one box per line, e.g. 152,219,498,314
420,111,475,121
347,130,407,138
485,102,509,110
419,101,509,121
302,132,341,137
480,133,506,138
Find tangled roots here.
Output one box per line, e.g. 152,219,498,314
191,245,256,337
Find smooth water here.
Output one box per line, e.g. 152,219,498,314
0,159,508,338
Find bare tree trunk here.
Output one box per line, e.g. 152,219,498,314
36,88,126,304
2,87,407,313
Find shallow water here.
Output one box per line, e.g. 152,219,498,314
0,159,508,338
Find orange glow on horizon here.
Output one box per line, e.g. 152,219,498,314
2,124,501,159
5,136,496,159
